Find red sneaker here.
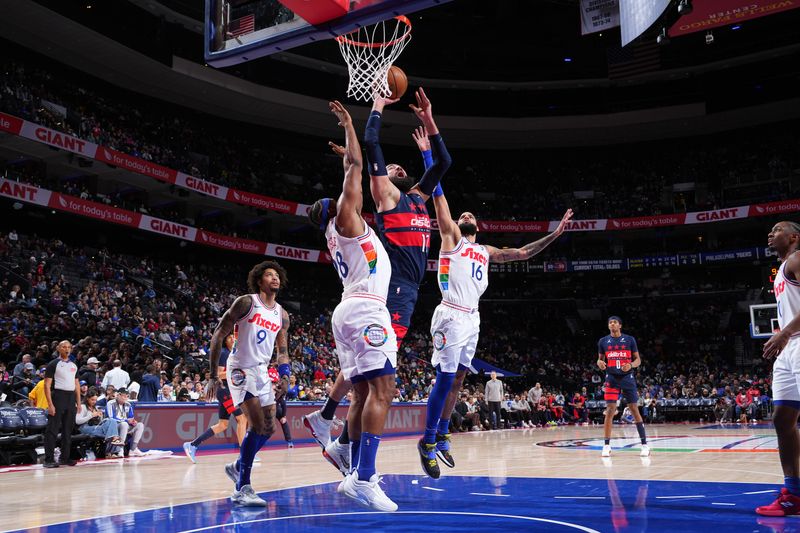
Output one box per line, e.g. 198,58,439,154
756,488,800,516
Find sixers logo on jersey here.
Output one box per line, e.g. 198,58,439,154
247,312,281,332
461,247,488,266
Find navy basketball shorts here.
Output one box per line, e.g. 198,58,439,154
217,383,242,420
603,373,638,404
386,278,420,348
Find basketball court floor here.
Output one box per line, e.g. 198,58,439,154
1,422,795,532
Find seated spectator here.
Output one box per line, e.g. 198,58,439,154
10,362,36,400
76,387,124,457
96,385,116,409
0,362,9,399
158,384,174,402
78,357,100,388
105,388,146,456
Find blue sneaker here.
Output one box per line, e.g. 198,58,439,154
417,438,440,479
183,442,197,464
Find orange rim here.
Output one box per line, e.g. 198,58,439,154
335,15,412,49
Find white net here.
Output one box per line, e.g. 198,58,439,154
336,16,412,102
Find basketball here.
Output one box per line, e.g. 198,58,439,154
387,65,408,99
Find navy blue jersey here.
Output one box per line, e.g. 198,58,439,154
375,192,431,285
218,347,231,370
598,333,639,376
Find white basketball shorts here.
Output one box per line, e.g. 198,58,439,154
772,337,800,403
332,295,397,382
226,362,275,408
430,303,480,373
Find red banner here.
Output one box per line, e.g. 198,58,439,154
227,189,298,215
2,112,799,236
196,230,267,254
133,402,425,451
0,112,24,135
670,0,800,36
95,146,177,184
0,178,52,206
49,193,141,226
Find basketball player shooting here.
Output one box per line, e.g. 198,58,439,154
756,221,800,516
303,88,452,476
412,128,572,477
204,260,291,506
307,100,399,512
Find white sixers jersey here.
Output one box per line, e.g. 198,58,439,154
325,218,391,300
774,254,800,331
437,237,489,310
228,295,282,368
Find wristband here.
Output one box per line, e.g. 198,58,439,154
278,363,291,378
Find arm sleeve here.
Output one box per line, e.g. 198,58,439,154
421,149,433,170
630,337,639,353
416,134,452,196
597,339,604,358
363,111,387,176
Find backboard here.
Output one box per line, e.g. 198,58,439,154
750,303,779,339
204,0,451,67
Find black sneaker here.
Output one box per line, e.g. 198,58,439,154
43,461,59,468
435,433,455,468
417,438,440,479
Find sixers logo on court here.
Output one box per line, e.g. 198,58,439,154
433,330,447,350
230,368,246,387
363,324,389,347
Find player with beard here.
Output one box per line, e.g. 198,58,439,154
413,141,573,477
303,89,452,477
204,260,291,506
756,221,800,516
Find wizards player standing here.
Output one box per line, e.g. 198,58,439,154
596,316,649,458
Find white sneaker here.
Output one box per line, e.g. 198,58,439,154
601,444,611,458
231,484,267,507
225,461,239,484
129,448,145,457
323,439,351,476
302,410,333,448
640,444,650,457
341,471,398,512
337,473,349,494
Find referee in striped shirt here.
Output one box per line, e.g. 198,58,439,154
43,340,80,468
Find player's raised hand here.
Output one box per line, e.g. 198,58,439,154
329,100,352,127
328,141,346,158
554,208,574,236
411,126,430,152
763,329,789,359
408,87,432,122
372,93,400,113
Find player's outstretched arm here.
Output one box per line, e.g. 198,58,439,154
486,209,574,263
764,252,800,358
364,95,401,212
205,295,252,401
330,101,365,237
408,88,452,201
412,126,459,250
274,308,292,399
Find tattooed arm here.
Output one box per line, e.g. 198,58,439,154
204,295,251,401
486,209,573,264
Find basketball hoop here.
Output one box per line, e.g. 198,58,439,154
336,16,412,102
